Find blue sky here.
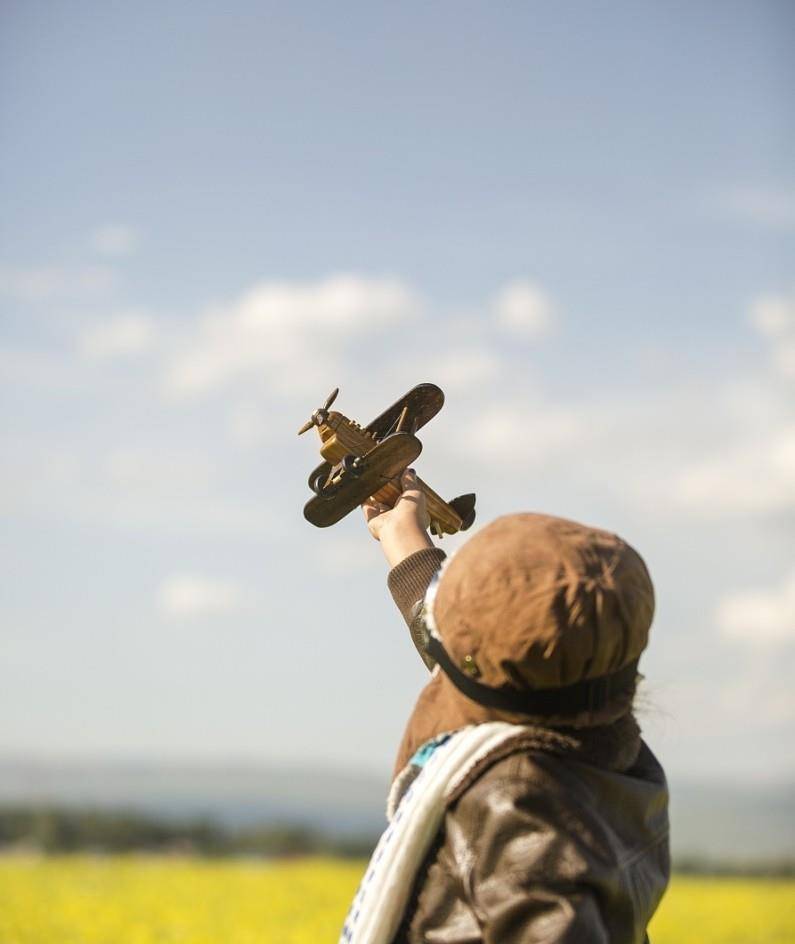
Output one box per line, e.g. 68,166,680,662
1,1,793,783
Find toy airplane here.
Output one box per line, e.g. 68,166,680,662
298,383,476,536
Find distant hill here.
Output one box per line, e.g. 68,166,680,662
0,756,389,837
669,779,795,863
1,756,793,863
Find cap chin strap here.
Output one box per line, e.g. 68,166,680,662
425,634,639,716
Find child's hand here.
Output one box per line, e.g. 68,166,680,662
362,469,433,567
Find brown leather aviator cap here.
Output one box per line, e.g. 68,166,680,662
430,513,654,710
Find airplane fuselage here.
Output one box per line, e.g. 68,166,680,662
315,411,463,534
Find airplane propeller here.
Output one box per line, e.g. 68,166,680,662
297,387,339,435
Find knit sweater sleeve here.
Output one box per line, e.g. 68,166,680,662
387,547,447,669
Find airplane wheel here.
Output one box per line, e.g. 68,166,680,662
309,468,327,495
342,454,363,477
310,469,340,499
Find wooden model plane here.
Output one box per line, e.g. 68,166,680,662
298,383,476,536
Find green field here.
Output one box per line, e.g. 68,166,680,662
0,856,793,943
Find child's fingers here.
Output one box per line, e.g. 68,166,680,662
396,468,430,528
401,468,419,491
362,499,389,523
400,468,424,501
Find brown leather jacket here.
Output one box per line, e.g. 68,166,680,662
387,550,670,944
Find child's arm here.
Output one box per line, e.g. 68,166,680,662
363,469,446,669
362,468,434,568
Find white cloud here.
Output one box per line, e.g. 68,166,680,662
459,401,585,465
0,429,279,537
751,293,795,339
705,661,795,729
492,280,554,338
80,312,157,359
90,224,139,257
315,534,381,575
663,298,795,517
673,425,795,515
157,574,247,619
750,292,795,379
648,293,795,517
717,569,795,645
0,344,91,391
415,349,500,392
104,446,214,494
722,186,795,230
0,265,116,302
0,442,80,514
228,402,267,448
165,274,421,398
777,344,795,379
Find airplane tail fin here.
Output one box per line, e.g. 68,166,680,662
449,493,476,531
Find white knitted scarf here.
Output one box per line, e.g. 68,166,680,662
338,722,527,944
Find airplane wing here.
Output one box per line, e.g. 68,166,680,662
303,432,423,528
365,383,444,441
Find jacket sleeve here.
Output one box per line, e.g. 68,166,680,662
387,547,446,669
449,766,611,943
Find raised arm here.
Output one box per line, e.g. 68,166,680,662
363,469,446,667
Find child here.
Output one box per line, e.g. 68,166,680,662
340,470,670,944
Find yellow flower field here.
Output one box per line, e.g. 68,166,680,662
0,856,793,944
